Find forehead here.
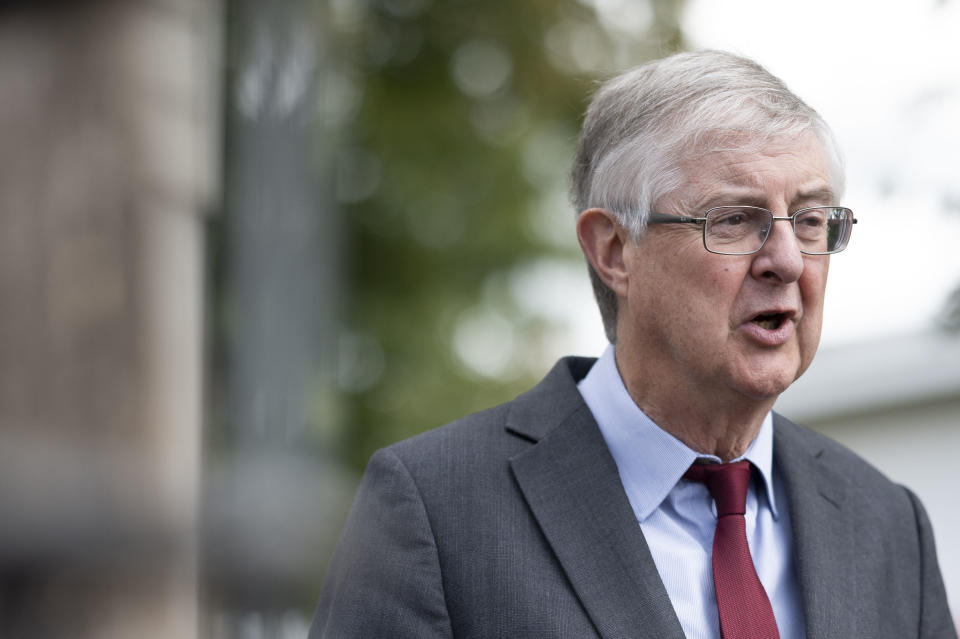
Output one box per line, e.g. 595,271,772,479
672,132,835,208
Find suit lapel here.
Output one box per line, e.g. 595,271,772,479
507,362,862,639
774,414,855,639
506,359,685,639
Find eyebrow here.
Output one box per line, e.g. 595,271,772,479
692,185,837,211
794,187,836,205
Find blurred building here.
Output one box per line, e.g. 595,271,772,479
777,329,960,623
0,1,218,637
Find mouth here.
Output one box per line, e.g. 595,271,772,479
749,311,792,331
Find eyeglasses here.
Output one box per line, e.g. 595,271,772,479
647,205,857,255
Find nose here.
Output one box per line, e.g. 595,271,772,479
750,218,805,283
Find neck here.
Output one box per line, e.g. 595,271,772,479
637,398,770,461
613,347,775,462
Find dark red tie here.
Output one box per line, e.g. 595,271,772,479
685,460,781,639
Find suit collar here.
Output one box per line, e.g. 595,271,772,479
505,356,596,443
507,358,686,639
506,361,855,639
773,413,853,639
579,346,782,521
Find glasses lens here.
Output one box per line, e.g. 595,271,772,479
704,207,771,254
795,207,852,254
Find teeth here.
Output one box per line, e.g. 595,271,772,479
751,313,784,331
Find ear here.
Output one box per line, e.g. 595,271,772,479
576,208,631,297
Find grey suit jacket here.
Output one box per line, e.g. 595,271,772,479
310,357,956,638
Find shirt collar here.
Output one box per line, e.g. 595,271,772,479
577,345,779,523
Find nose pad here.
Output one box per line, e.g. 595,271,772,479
762,218,802,251
757,223,773,246
753,219,804,282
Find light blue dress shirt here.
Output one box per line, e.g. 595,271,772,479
577,346,806,639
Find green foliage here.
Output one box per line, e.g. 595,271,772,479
326,0,686,472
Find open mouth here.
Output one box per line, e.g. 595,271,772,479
750,312,788,331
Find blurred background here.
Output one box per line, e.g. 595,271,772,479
0,0,956,637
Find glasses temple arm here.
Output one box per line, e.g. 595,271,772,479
647,212,705,225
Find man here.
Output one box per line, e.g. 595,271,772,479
310,51,956,638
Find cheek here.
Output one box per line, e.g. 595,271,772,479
701,263,748,306
799,261,830,310
797,263,829,350
712,264,737,286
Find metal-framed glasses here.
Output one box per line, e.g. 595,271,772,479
647,205,857,255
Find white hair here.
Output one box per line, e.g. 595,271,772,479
570,50,845,342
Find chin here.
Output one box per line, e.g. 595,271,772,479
737,378,793,402
731,359,801,401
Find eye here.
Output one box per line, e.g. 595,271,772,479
712,210,751,226
796,209,827,227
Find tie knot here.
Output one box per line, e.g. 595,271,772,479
684,460,751,516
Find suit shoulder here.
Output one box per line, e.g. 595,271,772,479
380,357,593,473
387,400,515,461
775,414,909,500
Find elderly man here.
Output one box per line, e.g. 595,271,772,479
310,51,956,638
